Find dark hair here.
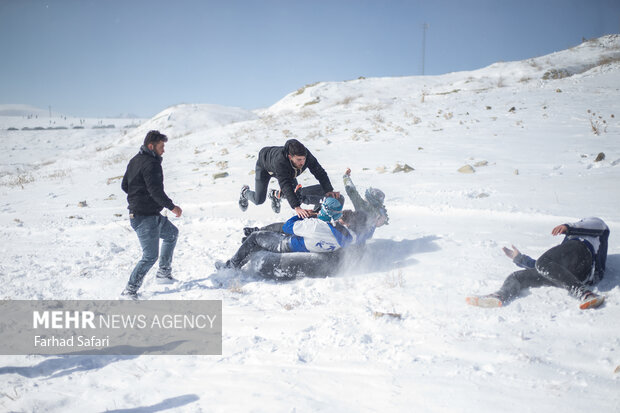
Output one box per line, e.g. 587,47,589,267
341,210,368,234
286,139,307,157
144,130,168,146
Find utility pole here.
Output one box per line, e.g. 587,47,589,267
422,23,429,75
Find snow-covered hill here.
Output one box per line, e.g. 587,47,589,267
265,34,620,115
1,36,619,412
0,104,50,117
131,103,258,140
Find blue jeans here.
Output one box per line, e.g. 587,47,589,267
127,214,179,292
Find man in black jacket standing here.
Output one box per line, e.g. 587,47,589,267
120,130,183,299
239,139,340,218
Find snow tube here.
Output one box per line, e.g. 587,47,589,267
247,249,350,279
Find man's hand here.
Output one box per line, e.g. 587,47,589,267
502,245,521,260
325,191,341,200
344,168,351,176
171,206,183,217
294,206,313,219
551,224,568,236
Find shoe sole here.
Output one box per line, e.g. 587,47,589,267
579,295,605,310
466,296,503,308
239,186,249,211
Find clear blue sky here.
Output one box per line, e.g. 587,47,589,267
1,0,618,118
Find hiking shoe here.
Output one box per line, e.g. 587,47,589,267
466,293,503,308
121,287,138,300
156,274,177,284
579,291,605,310
239,185,250,212
268,189,281,213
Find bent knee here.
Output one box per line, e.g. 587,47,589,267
255,232,284,250
140,255,158,266
534,257,553,277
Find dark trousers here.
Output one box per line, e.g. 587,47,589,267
246,164,271,205
246,163,328,208
230,231,292,268
497,240,593,301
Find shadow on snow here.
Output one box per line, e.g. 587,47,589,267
0,354,138,379
103,394,200,413
597,253,620,293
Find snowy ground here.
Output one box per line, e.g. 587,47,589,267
1,36,620,412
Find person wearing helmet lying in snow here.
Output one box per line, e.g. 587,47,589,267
215,197,367,270
342,168,388,242
466,217,609,310
241,168,385,247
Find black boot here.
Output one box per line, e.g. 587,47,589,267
239,185,249,212
268,189,281,213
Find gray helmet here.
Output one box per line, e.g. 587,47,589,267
365,188,385,208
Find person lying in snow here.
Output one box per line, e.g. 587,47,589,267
342,167,389,243
215,197,367,270
466,217,609,310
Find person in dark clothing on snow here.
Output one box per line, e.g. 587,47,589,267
120,130,183,299
466,217,609,310
342,167,389,243
217,197,366,270
238,139,340,218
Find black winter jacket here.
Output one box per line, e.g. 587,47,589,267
257,140,333,209
121,146,175,215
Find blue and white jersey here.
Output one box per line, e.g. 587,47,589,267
282,216,356,253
